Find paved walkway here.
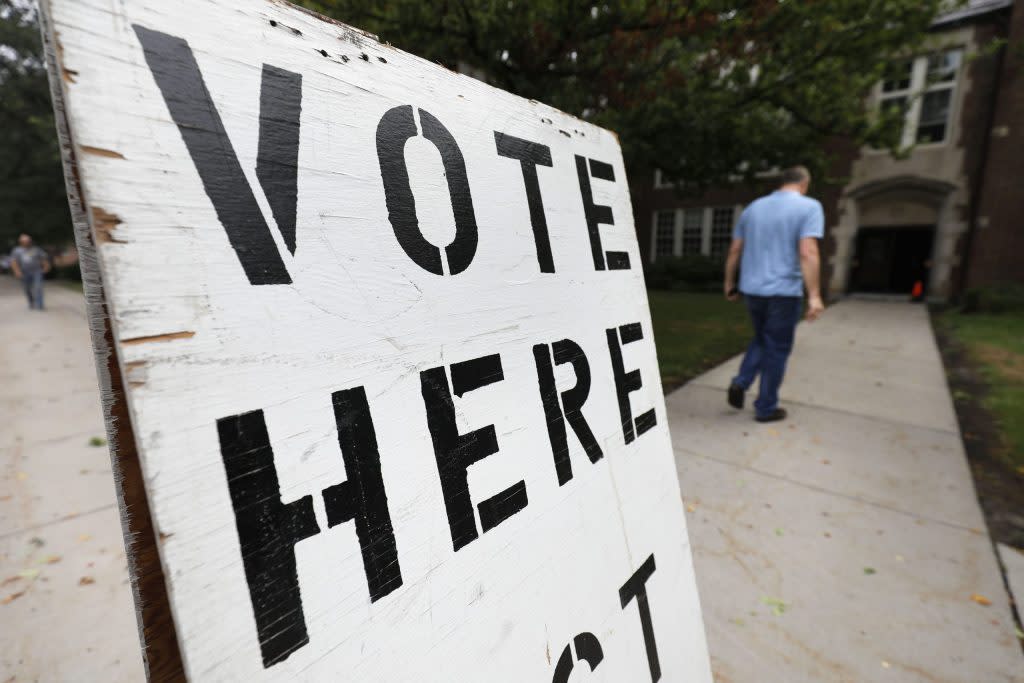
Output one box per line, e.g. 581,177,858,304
2,280,1022,682
670,299,1024,682
0,278,143,682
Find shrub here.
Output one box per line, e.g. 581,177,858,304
52,262,82,282
962,283,1024,314
643,254,723,291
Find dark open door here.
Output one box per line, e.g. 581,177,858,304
849,226,935,294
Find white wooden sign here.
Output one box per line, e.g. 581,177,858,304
41,0,711,680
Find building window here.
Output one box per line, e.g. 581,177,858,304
654,210,676,258
882,59,913,93
709,207,735,259
876,48,961,148
653,169,674,189
682,208,703,255
916,49,960,143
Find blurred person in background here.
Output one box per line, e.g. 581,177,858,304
723,166,825,423
10,233,51,310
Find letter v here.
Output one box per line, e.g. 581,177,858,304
133,25,300,285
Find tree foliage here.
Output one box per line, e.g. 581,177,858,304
0,0,70,249
0,0,951,250
303,0,948,190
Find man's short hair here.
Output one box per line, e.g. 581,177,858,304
779,166,810,186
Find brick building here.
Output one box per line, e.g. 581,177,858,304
631,0,1022,301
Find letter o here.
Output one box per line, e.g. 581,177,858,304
375,105,479,275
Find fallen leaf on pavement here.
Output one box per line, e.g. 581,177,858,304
766,428,779,438
1015,627,1023,640
881,661,891,669
1,590,26,605
760,596,788,616
28,537,44,548
863,567,876,575
88,437,106,447
970,593,991,606
77,534,92,542
686,503,697,513
18,569,39,580
78,576,95,586
15,472,27,481
821,459,831,465
43,555,61,564
0,495,11,502
774,528,784,537
1,576,20,586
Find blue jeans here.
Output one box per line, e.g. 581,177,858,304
732,295,802,418
21,272,44,309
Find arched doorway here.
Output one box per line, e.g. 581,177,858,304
837,176,958,297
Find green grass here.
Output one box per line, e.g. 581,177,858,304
646,291,751,391
937,310,1024,467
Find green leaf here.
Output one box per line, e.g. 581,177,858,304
760,596,788,616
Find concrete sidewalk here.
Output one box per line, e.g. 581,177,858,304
0,278,143,682
670,300,1024,682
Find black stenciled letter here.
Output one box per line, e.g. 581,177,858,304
134,26,300,285
377,106,479,275
421,354,529,550
257,65,302,255
606,322,657,445
619,554,661,682
552,632,604,683
322,387,403,601
575,155,630,271
217,410,320,668
494,132,555,272
533,340,603,485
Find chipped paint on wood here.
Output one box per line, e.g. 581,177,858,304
90,207,124,244
80,145,126,159
120,331,196,345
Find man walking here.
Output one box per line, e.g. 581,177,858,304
723,166,825,423
10,234,51,310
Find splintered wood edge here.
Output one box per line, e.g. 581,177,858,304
38,3,186,680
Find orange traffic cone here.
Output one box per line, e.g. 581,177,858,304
911,280,924,302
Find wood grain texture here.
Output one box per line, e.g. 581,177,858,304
38,5,185,680
41,0,711,680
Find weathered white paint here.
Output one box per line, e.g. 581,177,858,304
42,0,711,680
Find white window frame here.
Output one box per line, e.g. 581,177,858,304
873,47,962,151
653,169,673,189
650,205,744,262
708,206,739,259
649,209,680,262
681,208,705,256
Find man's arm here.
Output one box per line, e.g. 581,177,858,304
799,237,824,321
41,249,51,274
10,251,21,279
724,238,743,301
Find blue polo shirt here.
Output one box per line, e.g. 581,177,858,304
733,190,824,297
